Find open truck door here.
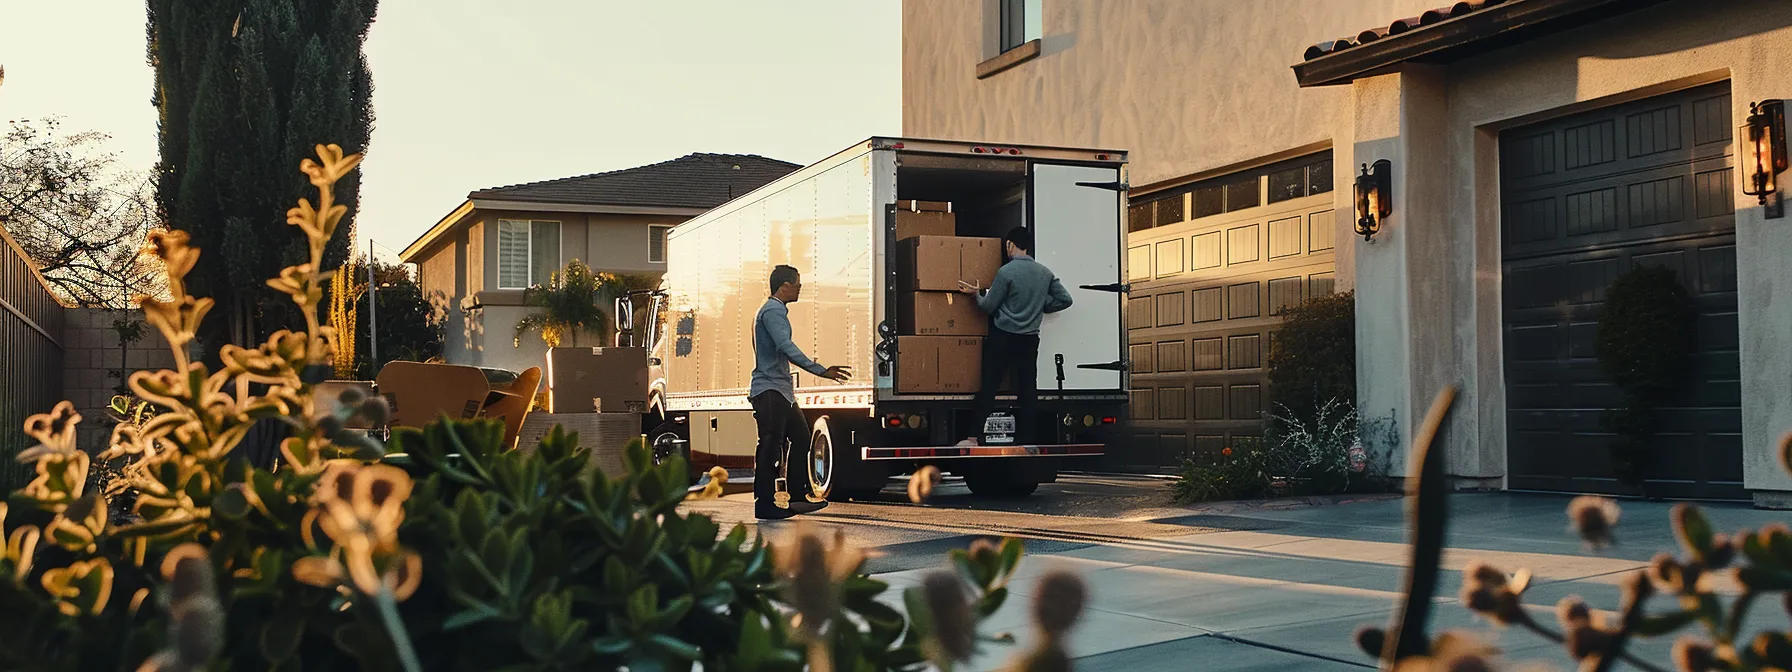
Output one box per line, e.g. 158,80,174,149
1030,163,1126,392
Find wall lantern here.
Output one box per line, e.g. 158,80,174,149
1354,159,1392,241
1742,99,1787,219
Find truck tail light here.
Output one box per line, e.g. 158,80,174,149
1101,416,1117,425
884,414,903,428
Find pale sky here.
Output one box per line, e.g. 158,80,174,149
0,0,901,263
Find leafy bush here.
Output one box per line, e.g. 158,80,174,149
1267,291,1356,426
0,145,1051,672
1261,398,1397,496
1172,443,1270,504
1594,265,1696,489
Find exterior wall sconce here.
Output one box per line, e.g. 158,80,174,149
1354,159,1392,241
1742,99,1787,219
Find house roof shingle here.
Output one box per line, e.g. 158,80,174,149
468,153,801,210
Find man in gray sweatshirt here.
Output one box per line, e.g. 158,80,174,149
751,265,851,519
957,227,1073,445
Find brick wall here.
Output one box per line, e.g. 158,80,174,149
60,308,176,451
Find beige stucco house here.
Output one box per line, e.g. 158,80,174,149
400,153,798,377
905,0,1792,505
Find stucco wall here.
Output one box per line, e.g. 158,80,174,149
1349,0,1792,494
900,0,1439,189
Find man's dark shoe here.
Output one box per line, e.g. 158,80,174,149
787,498,829,515
755,502,796,520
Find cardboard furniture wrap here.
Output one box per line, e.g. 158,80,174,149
896,336,983,393
375,361,541,449
545,347,649,414
900,291,988,336
896,236,1001,292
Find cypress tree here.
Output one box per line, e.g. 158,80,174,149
147,0,377,355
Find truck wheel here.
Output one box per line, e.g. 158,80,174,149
806,415,838,499
964,470,1039,498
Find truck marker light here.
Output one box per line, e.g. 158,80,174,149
1084,415,1095,427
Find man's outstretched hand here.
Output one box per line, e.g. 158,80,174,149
821,365,853,382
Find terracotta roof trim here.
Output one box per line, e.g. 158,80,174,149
1303,0,1509,61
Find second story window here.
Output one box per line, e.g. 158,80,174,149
649,224,672,264
497,219,560,289
999,0,1042,52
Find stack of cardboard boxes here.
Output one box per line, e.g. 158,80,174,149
893,200,1001,393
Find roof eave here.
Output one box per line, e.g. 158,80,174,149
399,199,475,263
467,198,710,217
1292,0,1666,88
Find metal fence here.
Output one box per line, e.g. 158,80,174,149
0,226,65,491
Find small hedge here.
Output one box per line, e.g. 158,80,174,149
1267,291,1356,424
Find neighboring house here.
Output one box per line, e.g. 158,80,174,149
904,0,1792,505
400,153,799,377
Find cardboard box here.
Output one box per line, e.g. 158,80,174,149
546,347,649,414
900,291,988,336
894,209,955,241
898,236,1002,292
376,361,541,449
896,336,984,393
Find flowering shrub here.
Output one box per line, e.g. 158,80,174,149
1172,442,1270,504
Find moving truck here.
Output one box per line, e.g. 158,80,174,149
618,137,1129,499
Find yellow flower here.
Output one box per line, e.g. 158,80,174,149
293,462,422,601
45,496,108,554
139,295,214,350
17,401,81,463
0,502,42,580
147,229,199,290
298,144,363,190
22,451,90,513
41,558,114,617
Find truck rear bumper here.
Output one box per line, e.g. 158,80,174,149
861,443,1103,460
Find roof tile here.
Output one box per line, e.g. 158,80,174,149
1303,0,1511,61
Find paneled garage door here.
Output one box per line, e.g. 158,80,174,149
1122,153,1337,471
1500,81,1743,499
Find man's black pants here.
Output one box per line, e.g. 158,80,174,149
750,391,812,503
973,327,1040,443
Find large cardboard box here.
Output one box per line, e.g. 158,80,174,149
898,236,1002,292
894,210,955,241
900,291,987,336
546,347,649,414
894,200,955,241
896,336,983,393
375,362,541,449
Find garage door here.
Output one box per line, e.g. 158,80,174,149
1501,81,1743,499
1121,153,1337,471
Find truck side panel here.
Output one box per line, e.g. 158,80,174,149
665,150,878,411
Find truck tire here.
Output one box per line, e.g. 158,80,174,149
808,414,887,502
963,470,1039,498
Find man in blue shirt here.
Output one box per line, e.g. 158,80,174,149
751,264,852,519
957,227,1073,446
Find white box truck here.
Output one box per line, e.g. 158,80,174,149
618,137,1129,499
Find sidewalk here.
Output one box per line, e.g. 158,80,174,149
871,493,1792,671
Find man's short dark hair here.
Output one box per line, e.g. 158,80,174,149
1005,227,1033,253
770,265,800,294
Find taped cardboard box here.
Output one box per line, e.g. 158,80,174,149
546,347,648,414
375,361,541,449
894,200,955,241
897,236,1001,292
900,291,987,336
897,199,951,212
896,336,983,393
